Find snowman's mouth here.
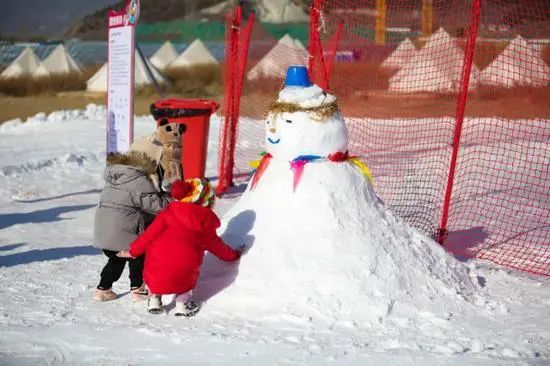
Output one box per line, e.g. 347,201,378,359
267,137,280,144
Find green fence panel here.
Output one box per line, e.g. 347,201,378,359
136,20,309,43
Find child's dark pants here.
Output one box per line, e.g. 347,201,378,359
97,250,144,290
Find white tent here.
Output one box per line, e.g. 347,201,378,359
479,35,550,87
389,28,480,92
86,63,109,93
86,51,166,93
149,41,178,70
0,47,40,79
33,44,81,77
247,34,309,80
278,33,308,52
278,33,296,48
294,38,307,51
170,39,218,68
381,38,417,69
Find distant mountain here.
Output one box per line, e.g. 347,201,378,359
65,0,309,40
2,0,548,41
0,0,119,39
65,0,221,40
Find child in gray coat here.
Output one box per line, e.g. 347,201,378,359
93,151,174,302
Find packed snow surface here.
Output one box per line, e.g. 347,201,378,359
0,105,549,365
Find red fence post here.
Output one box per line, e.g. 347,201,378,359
308,0,329,89
216,6,254,196
438,0,481,244
216,6,241,195
308,0,319,82
233,12,255,136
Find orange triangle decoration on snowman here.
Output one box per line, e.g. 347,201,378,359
250,153,273,190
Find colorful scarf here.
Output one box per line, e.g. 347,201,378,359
249,151,374,192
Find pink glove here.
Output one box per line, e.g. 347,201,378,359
117,250,134,259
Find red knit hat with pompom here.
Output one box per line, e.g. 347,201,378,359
174,178,215,207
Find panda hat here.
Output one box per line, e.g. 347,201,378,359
129,134,163,166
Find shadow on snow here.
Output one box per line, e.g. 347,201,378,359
0,204,96,230
14,189,101,203
194,210,256,303
0,245,99,267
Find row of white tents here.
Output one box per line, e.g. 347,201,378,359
87,39,218,92
0,44,82,79
3,31,546,92
243,29,549,90
0,39,219,93
0,34,302,91
383,28,549,92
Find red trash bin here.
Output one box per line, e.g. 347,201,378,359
150,99,219,179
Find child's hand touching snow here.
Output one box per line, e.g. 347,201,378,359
117,250,134,258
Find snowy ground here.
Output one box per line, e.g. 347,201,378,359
0,105,549,365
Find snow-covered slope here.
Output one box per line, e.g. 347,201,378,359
0,106,548,364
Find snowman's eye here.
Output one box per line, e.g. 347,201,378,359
285,119,293,124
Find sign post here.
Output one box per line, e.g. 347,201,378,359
106,0,140,154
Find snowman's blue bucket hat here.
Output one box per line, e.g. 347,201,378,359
284,65,312,87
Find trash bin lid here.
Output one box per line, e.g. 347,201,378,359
150,99,219,120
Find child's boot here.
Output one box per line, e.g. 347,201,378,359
147,295,163,314
130,284,149,302
94,288,117,302
174,300,201,317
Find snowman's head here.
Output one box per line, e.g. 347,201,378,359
265,80,348,161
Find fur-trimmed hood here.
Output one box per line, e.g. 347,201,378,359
107,152,157,175
105,152,158,186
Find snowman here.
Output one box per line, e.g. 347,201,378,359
253,65,373,192
194,66,474,325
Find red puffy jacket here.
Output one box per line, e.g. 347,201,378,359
129,201,240,295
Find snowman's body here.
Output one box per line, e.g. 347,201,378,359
195,74,475,325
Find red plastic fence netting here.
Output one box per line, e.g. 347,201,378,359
218,0,550,276
219,16,311,186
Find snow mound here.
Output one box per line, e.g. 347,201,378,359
0,104,107,134
197,158,476,325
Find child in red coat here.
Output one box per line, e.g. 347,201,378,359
118,178,243,317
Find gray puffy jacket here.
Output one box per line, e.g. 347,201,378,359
93,153,171,252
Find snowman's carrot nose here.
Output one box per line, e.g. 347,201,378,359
269,128,276,133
